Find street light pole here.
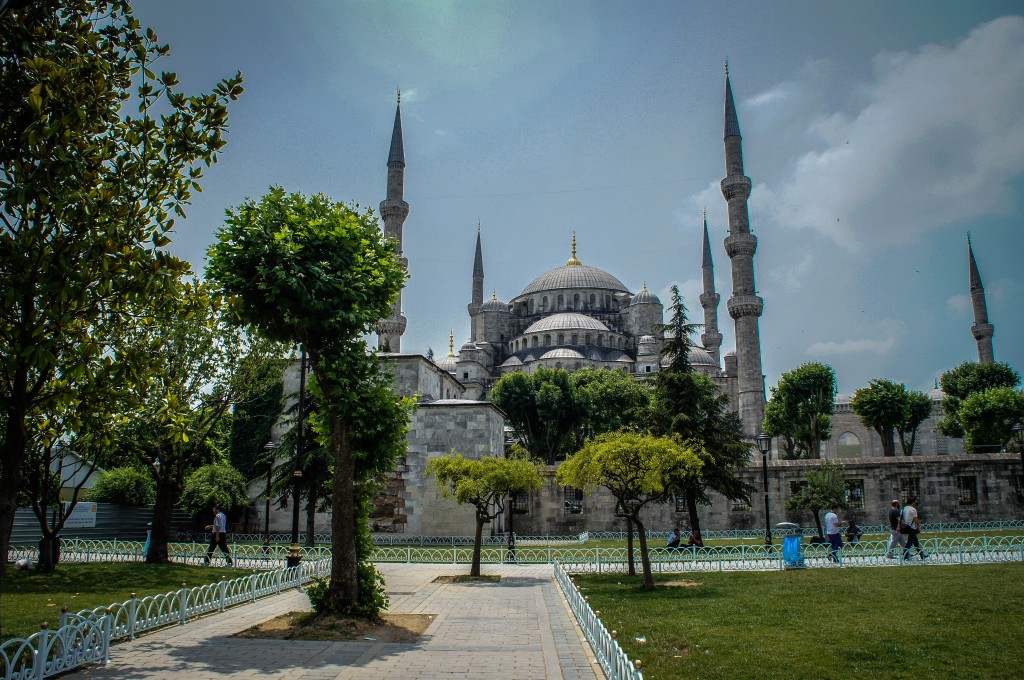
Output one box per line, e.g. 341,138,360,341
1012,423,1024,504
287,348,307,568
757,432,773,546
262,442,277,553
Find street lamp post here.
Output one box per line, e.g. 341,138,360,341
756,432,773,546
262,442,278,553
1012,423,1024,503
287,349,307,569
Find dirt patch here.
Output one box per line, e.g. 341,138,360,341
655,579,703,588
432,574,502,584
235,611,435,642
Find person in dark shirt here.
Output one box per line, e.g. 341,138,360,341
886,499,905,558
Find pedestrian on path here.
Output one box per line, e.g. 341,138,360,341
901,498,927,560
824,505,843,564
886,499,905,558
205,506,233,566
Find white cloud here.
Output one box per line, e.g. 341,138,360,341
768,251,813,293
946,293,970,315
763,16,1024,249
747,86,787,108
806,337,896,356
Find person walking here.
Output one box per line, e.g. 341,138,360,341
901,498,927,560
824,505,843,564
886,499,905,558
205,506,233,566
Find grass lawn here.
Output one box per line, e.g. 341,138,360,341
574,563,1024,680
1,562,254,642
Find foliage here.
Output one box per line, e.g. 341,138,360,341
764,363,836,459
208,186,408,616
576,564,1024,680
0,0,242,585
426,452,543,576
86,467,155,506
230,371,284,481
556,431,703,588
850,379,908,457
958,387,1024,453
651,291,752,535
570,367,653,444
180,463,249,516
785,460,847,537
899,389,933,455
655,285,701,373
938,362,1020,438
490,367,582,464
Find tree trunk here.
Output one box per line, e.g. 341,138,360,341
0,403,29,591
686,494,701,537
147,477,178,563
471,515,484,577
875,426,895,457
625,515,635,576
38,532,60,573
304,494,316,547
812,507,823,538
327,415,359,614
634,515,654,589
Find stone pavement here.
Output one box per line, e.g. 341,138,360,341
66,563,604,679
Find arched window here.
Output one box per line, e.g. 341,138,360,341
558,333,564,345
605,295,611,309
541,296,548,311
555,362,563,369
532,336,538,347
597,335,603,347
544,334,551,346
573,293,580,309
528,299,534,314
837,432,862,458
585,334,591,345
557,294,564,309
589,294,596,308
571,334,578,345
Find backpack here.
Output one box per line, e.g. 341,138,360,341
898,507,912,533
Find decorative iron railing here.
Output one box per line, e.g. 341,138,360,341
554,560,643,680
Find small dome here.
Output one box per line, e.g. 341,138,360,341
500,356,524,367
540,348,586,361
461,341,478,352
614,355,634,363
929,387,945,401
630,282,661,306
639,335,656,344
434,355,457,372
689,347,716,366
524,313,610,334
480,290,508,313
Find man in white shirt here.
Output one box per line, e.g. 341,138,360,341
205,506,233,566
824,504,843,564
901,498,927,560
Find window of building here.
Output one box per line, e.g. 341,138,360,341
558,334,564,345
462,372,469,380
511,491,530,514
732,497,752,511
571,334,578,345
1016,475,1024,504
541,296,548,311
557,294,564,309
589,294,596,308
956,476,978,505
605,295,611,309
585,334,591,345
564,488,584,514
673,492,685,513
844,479,865,509
573,293,580,309
836,432,862,458
645,365,652,373
899,477,920,503
532,336,538,347
597,336,603,347
790,480,808,496
544,334,551,346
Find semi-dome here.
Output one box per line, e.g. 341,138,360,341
524,312,610,334
480,291,509,313
630,282,661,306
540,348,586,361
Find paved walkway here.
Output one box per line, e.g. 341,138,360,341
66,563,603,679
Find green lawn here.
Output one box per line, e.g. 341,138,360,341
574,563,1024,680
1,562,253,642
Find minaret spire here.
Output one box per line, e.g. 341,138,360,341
720,68,766,438
968,234,995,364
699,211,723,368
566,231,582,266
377,94,410,352
468,220,485,341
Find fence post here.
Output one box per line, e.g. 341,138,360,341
596,549,601,574
102,609,113,666
218,577,227,612
251,574,257,603
128,593,137,640
276,568,283,594
178,584,188,625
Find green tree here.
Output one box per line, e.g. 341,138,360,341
180,463,249,517
230,371,284,481
764,363,837,459
0,0,242,586
938,362,1020,438
207,187,409,617
87,467,156,506
426,453,543,577
651,286,753,537
785,460,847,538
570,367,653,445
556,431,703,589
490,367,583,464
851,379,910,457
899,390,933,456
957,387,1024,454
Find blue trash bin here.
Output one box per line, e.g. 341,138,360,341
782,534,804,569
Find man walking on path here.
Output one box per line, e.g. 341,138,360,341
901,498,927,561
205,506,233,566
824,505,843,564
886,499,905,558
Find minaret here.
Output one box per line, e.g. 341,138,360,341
968,235,995,364
468,220,484,341
720,66,767,438
699,210,723,368
377,89,410,352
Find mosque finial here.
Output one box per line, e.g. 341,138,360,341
397,87,401,105
642,281,649,292
566,231,582,266
724,58,729,78
477,218,481,234
491,290,497,300
448,330,455,357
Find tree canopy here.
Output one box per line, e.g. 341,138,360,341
851,379,911,457
87,467,155,507
208,187,409,617
556,431,703,588
957,387,1024,454
0,0,242,585
426,453,543,576
180,463,250,517
490,367,583,464
938,361,1020,438
764,363,836,459
785,460,847,537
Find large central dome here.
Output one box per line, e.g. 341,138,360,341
518,264,629,297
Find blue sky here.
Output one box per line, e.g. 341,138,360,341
134,0,1024,396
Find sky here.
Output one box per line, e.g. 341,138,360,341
131,0,1024,397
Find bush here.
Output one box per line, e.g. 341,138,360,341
180,464,249,516
86,467,156,506
305,562,389,620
